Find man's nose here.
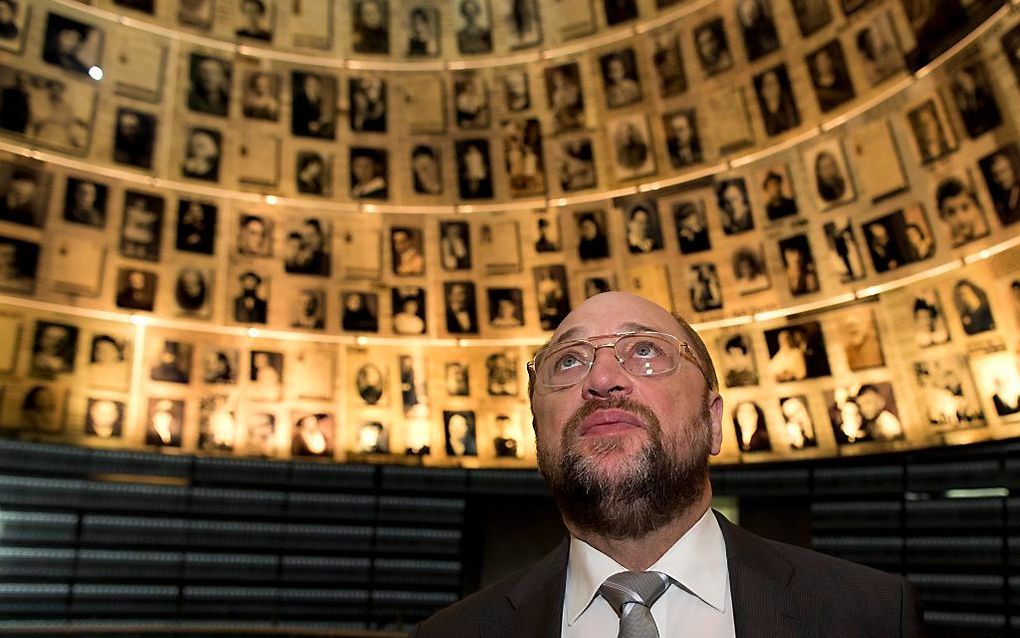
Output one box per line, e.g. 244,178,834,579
581,346,633,400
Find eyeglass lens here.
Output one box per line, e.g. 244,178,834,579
537,333,681,387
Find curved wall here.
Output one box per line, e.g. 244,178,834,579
0,0,1019,467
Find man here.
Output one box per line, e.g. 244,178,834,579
188,55,230,116
0,169,39,226
935,176,988,246
664,110,702,169
762,170,797,220
234,271,267,323
982,148,1020,225
415,292,923,637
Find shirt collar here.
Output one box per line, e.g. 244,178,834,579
565,508,729,625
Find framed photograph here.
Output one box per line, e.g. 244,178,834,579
599,48,642,109
911,288,951,348
242,71,281,121
733,401,770,452
804,140,856,210
455,139,494,199
914,355,985,430
237,213,273,257
293,348,335,399
719,333,759,388
839,307,885,371
806,40,855,113
444,410,477,457
403,73,446,134
42,12,103,77
455,0,492,54
736,0,780,61
778,234,820,296
238,131,281,188
445,361,470,397
846,119,908,203
352,0,390,54
779,396,816,449
853,11,905,87
51,236,105,296
663,109,703,169
673,200,711,254
392,286,427,335
706,86,754,154
85,398,125,439
410,144,443,196
290,0,333,48
283,217,331,276
715,178,755,235
198,394,236,451
0,235,39,294
505,0,540,49
407,4,440,57
145,398,184,447
249,350,284,401
651,30,686,98
977,144,1020,227
150,339,193,384
349,75,387,133
822,218,866,283
176,200,217,255
969,351,1020,419
753,64,800,137
113,108,157,169
906,98,957,164
444,281,479,335
503,118,546,197
534,264,570,330
350,147,388,199
757,164,797,221
233,271,269,324
439,221,471,271
341,225,383,280
952,278,995,336
932,173,989,248
291,71,336,139
30,320,78,378
949,61,1002,139
200,347,239,385
486,351,518,396
186,53,231,116
454,72,490,130
764,321,831,382
478,220,522,275
556,137,597,192
181,127,222,181
693,17,733,77
173,267,212,319
687,263,723,312
626,263,673,314
545,62,586,134
862,204,935,273
341,291,380,332
115,268,157,311
119,191,165,262
108,30,167,103
487,287,524,328
502,69,531,112
235,0,273,41
623,199,664,254
245,411,278,457
0,65,96,155
353,420,389,454
63,177,107,228
827,383,903,445
731,244,770,296
608,114,655,181
12,383,67,434
0,161,51,228
575,209,610,260
390,226,425,276
354,360,387,405
532,213,561,253
0,0,29,53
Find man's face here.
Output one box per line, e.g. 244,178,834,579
579,219,597,240
352,156,375,182
607,59,625,83
9,177,36,206
723,185,746,215
360,0,382,28
941,191,981,238
241,220,265,252
669,115,691,145
128,271,146,290
857,390,884,420
990,154,1017,190
198,60,225,91
57,29,82,55
74,182,97,208
448,284,466,308
531,292,722,538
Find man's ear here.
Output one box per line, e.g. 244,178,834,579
708,391,724,455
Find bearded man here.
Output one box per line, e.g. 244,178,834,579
415,292,923,637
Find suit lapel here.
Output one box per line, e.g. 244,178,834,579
493,538,569,638
716,511,806,638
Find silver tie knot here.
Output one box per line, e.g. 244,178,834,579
599,570,670,638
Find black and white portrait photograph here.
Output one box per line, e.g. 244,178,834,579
953,278,995,336
291,71,336,139
663,109,702,169
759,165,798,221
806,141,856,209
115,268,157,311
0,162,50,228
249,350,283,400
119,191,164,262
407,5,440,57
487,287,524,328
145,398,183,447
30,320,78,378
456,0,492,54
950,61,1001,139
444,410,477,457
350,147,388,199
764,321,831,382
455,139,494,199
907,98,956,164
0,66,93,155
853,12,905,87
715,178,755,235
341,291,379,332
504,118,546,197
839,306,885,371
780,396,816,450
150,339,193,384
392,286,427,335
778,234,820,296
352,0,390,54
113,108,156,169
181,127,222,181
454,72,490,129
242,71,280,120
792,0,831,36
732,244,770,296
390,226,425,276
187,53,231,116
411,144,443,196
440,221,471,270
0,235,38,294
176,200,217,255
197,394,235,451
14,384,64,433
827,383,903,445
609,114,655,180
912,288,951,348
753,64,800,137
806,40,855,112
290,288,325,330
934,174,988,247
355,362,386,405
823,218,866,283
42,12,102,76
479,220,523,275
173,267,212,318
545,63,585,133
201,347,238,384
0,0,29,53
233,271,268,324
693,17,733,77
599,48,642,109
604,0,638,25
733,401,770,453
624,201,664,253
575,209,610,261
651,30,687,98
719,333,759,388
534,264,570,330
291,412,334,457
688,263,722,312
62,177,106,228
295,151,330,196
506,0,541,49
673,200,711,254
502,69,531,112
736,0,780,61
235,0,273,41
487,351,518,396
445,361,469,397
349,75,386,133
863,204,935,273
970,351,1020,419
354,420,389,454
557,138,597,192
283,217,331,276
444,281,479,335
85,398,125,439
245,411,277,456
534,215,560,253
978,144,1020,227
913,356,984,430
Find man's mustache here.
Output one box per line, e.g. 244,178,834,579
563,397,660,441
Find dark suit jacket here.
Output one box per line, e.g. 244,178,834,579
414,511,924,637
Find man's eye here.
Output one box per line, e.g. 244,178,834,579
555,354,583,371
632,342,661,358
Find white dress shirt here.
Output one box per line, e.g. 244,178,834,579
562,508,735,638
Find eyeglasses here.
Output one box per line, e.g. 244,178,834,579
528,331,705,389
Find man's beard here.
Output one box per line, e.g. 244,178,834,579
537,394,712,540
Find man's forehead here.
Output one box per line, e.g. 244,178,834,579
550,293,684,342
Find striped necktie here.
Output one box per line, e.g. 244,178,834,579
599,570,671,638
